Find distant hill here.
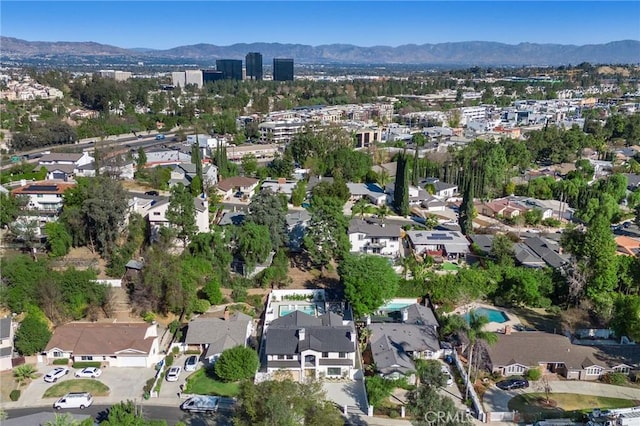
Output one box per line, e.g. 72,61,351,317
2,36,639,65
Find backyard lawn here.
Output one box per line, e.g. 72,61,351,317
184,369,240,397
43,379,110,398
508,393,639,420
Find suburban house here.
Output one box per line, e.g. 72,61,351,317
420,194,447,212
347,183,387,206
515,235,569,269
184,311,253,364
44,322,161,367
145,149,192,167
469,234,495,256
420,178,458,199
216,176,260,200
484,332,640,381
264,311,357,382
368,303,442,381
0,317,14,371
348,218,402,257
405,230,470,260
261,179,297,197
38,152,95,181
169,162,218,188
11,182,76,224
286,210,311,252
385,184,431,206
615,235,640,257
476,198,527,219
139,196,209,242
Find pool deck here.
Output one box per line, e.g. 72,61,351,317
451,302,522,333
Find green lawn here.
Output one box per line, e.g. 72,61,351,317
508,393,639,421
43,379,110,398
442,263,460,271
184,369,240,397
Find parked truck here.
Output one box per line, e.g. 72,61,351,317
180,395,220,414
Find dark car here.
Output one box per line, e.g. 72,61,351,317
145,190,159,196
496,378,529,390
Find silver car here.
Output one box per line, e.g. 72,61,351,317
44,367,70,383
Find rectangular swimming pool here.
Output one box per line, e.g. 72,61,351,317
279,304,317,317
380,302,414,311
463,307,509,324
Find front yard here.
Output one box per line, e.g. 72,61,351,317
183,369,240,397
508,393,640,421
43,379,110,398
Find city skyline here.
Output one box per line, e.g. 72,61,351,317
2,1,639,50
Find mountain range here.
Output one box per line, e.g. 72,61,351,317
2,37,639,65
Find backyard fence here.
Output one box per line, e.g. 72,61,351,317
452,350,487,422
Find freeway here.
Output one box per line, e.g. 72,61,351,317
4,403,234,426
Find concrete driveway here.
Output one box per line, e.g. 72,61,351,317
483,380,640,413
323,380,368,415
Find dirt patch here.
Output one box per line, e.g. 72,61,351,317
51,246,109,279
509,306,562,333
560,306,603,331
0,371,16,404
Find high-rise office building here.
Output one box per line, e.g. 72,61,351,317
216,59,243,80
245,52,263,80
203,70,224,84
185,70,204,88
273,58,294,82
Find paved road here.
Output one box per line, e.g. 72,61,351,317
483,380,640,413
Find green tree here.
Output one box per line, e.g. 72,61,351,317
524,209,543,226
234,379,342,426
15,313,51,355
45,413,94,426
415,359,447,388
166,183,197,246
583,214,618,318
407,384,471,426
247,189,288,250
44,222,72,257
393,154,410,216
235,222,272,274
463,310,498,400
136,147,147,170
490,233,514,266
351,198,369,219
459,171,475,235
214,346,259,382
340,254,399,317
100,400,165,426
241,153,258,176
611,295,640,342
290,180,307,207
0,193,26,227
203,278,223,305
189,175,203,196
303,195,350,272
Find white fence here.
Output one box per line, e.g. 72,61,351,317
488,411,518,422
91,279,122,288
452,350,487,422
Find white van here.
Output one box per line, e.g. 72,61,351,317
53,392,93,410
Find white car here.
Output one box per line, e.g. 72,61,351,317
75,367,102,378
441,365,454,386
184,355,198,372
166,366,182,382
44,367,70,383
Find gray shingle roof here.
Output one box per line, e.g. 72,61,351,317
348,218,402,238
265,311,355,355
185,313,251,347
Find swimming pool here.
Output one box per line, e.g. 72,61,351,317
279,304,317,317
380,302,415,311
463,307,509,324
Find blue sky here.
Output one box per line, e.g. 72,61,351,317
2,1,639,49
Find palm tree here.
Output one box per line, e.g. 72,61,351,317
376,204,390,225
13,364,38,388
464,310,498,400
44,413,81,426
351,198,369,220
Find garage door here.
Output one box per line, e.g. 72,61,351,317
116,356,149,368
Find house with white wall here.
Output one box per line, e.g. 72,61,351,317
11,181,76,224
0,317,14,371
348,218,402,257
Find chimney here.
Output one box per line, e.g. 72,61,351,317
401,309,409,323
504,325,512,335
223,309,230,321
349,331,356,343
298,328,306,341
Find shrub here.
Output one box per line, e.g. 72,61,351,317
525,368,542,381
172,346,180,355
389,409,399,419
231,286,247,303
143,377,155,394
10,390,20,401
601,372,628,386
214,346,259,382
203,279,223,305
192,299,211,314
168,320,181,335
72,361,102,369
142,312,156,323
165,353,174,368
15,314,51,356
52,358,69,365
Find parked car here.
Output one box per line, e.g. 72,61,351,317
145,190,159,196
53,392,93,410
496,378,529,390
44,367,70,383
184,355,198,372
234,191,244,198
440,365,454,386
75,367,102,378
166,366,182,382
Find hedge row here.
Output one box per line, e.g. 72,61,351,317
72,361,102,369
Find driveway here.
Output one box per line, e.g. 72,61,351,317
159,355,195,399
323,380,368,415
483,380,640,412
8,364,156,408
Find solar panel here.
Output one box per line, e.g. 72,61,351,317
431,233,453,240
28,185,59,192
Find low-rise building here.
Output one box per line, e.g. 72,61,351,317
348,218,402,257
216,176,260,200
184,311,253,364
405,230,469,260
44,322,161,368
11,182,76,224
